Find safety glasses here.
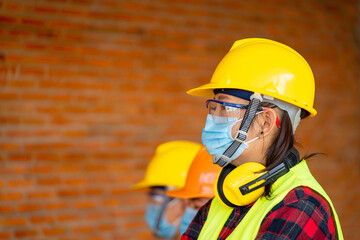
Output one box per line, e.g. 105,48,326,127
147,192,170,205
205,99,281,127
205,99,264,119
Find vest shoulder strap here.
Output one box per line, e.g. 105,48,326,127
198,197,233,240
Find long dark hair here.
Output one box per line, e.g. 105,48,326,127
258,103,319,197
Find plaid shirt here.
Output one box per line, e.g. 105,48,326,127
181,187,337,240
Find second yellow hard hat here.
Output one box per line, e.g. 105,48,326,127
132,141,202,190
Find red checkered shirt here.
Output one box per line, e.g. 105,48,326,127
181,186,337,240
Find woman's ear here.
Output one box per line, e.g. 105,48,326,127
260,109,279,137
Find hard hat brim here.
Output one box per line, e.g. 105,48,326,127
187,83,217,98
131,180,167,190
131,180,151,190
132,179,183,191
166,188,214,199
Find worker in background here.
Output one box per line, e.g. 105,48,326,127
132,141,201,239
181,38,343,239
166,146,221,236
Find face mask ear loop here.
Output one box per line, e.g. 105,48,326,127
235,117,243,124
245,136,259,144
232,111,264,140
214,93,263,167
154,194,172,236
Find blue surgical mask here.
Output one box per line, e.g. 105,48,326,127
180,206,198,235
201,114,259,163
145,201,178,239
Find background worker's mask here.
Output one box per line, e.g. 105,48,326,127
145,198,180,239
179,206,198,235
214,147,300,208
202,114,260,164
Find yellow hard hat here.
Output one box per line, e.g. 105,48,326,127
166,146,221,199
187,38,317,117
132,141,202,190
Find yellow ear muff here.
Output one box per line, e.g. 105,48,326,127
214,162,267,208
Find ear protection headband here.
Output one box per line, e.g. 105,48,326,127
214,147,300,207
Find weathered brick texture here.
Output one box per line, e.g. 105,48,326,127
0,0,359,239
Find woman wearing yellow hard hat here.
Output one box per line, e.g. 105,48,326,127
181,38,343,239
166,146,221,236
132,140,201,239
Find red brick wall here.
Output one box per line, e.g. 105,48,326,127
0,0,359,239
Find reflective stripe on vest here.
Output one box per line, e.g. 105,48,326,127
198,160,343,240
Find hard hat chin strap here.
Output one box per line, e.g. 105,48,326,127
214,93,263,167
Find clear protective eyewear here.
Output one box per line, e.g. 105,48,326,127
147,192,169,205
205,99,281,127
205,99,265,119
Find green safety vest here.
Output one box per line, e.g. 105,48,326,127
198,160,343,240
